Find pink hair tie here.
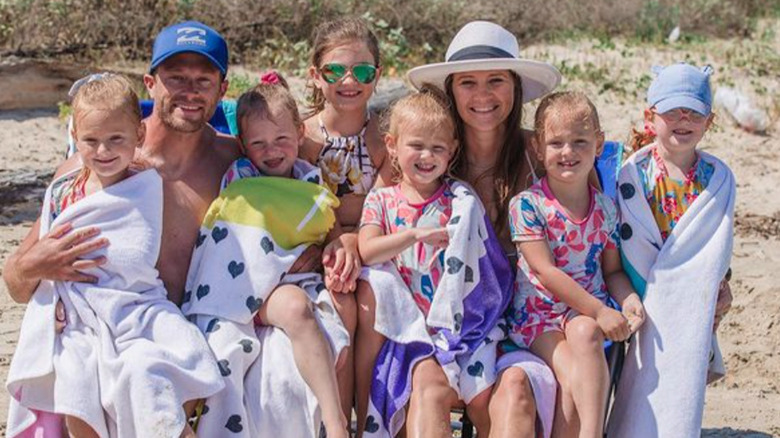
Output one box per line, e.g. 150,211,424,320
260,70,281,85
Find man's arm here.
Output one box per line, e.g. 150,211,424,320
3,154,107,303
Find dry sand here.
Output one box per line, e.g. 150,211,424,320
0,28,778,436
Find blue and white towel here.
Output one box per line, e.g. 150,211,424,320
607,146,735,437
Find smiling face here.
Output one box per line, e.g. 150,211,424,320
144,53,227,133
450,70,516,133
309,41,380,113
239,109,303,178
388,119,456,195
535,110,604,186
647,107,712,156
73,106,144,187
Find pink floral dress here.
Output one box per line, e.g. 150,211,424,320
507,178,620,348
360,183,454,316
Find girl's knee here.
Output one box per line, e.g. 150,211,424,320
566,318,605,350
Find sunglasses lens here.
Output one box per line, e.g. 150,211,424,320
321,64,347,83
352,64,377,84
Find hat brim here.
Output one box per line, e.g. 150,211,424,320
654,95,711,116
407,58,561,103
150,49,227,75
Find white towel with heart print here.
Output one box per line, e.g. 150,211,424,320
181,172,349,438
607,147,735,438
6,169,224,438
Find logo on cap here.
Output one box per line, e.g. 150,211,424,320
177,27,207,46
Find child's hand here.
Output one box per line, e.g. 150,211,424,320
322,236,361,293
621,293,645,333
596,306,631,342
412,227,449,248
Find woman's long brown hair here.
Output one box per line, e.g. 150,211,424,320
445,72,526,237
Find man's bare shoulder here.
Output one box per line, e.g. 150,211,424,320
211,131,241,166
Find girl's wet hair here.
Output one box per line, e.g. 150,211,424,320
235,71,302,140
71,74,141,131
384,84,458,180
445,71,525,237
534,91,602,139
306,17,381,115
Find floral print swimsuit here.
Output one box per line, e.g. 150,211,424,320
360,183,454,317
636,145,714,241
316,115,376,196
507,178,620,348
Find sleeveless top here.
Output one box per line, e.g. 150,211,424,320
315,115,377,196
50,169,89,221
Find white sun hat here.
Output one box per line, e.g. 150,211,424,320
407,21,561,102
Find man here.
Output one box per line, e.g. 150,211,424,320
4,21,239,306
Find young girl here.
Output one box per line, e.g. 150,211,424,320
6,74,224,438
608,63,736,437
507,91,645,437
357,87,514,438
182,72,353,438
302,17,393,229
301,16,394,420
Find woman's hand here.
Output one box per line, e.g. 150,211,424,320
621,293,645,333
596,306,631,342
713,279,733,331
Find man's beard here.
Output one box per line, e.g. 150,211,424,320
158,98,214,133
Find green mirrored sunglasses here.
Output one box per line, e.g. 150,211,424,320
319,63,378,84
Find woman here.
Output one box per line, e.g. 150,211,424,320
406,20,560,438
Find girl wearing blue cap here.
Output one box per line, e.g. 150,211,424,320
608,63,737,437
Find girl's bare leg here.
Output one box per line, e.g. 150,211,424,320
354,281,386,437
65,416,99,438
332,291,358,424
259,285,348,438
405,358,459,438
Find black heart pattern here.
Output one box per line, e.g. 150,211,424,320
206,318,221,333
239,339,253,353
211,226,228,244
446,257,464,274
467,361,485,377
464,265,474,283
620,183,636,199
449,216,461,225
182,290,192,303
225,414,243,433
228,261,245,279
196,284,210,300
454,312,463,332
308,175,320,184
260,236,274,254
218,359,231,377
620,223,633,240
246,296,263,314
201,404,210,415
364,415,380,433
195,232,207,248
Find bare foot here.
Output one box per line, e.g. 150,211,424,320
180,422,196,438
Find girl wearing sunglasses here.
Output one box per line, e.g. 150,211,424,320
300,17,395,425
303,17,394,231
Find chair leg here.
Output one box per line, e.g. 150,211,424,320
604,340,627,436
461,411,475,438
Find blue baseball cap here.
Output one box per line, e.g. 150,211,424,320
150,21,228,75
647,63,713,116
